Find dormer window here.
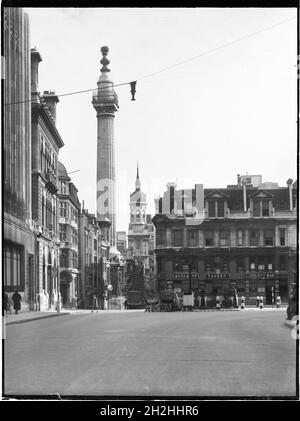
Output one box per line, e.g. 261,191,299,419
208,199,225,217
251,192,272,217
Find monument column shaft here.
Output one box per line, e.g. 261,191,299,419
93,46,118,248
96,112,116,245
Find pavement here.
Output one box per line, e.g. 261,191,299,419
3,308,146,326
2,305,288,326
3,308,297,398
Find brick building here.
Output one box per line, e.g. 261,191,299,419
153,175,297,305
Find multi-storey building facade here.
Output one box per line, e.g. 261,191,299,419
3,7,35,310
127,166,156,292
31,49,64,311
153,175,297,304
57,162,81,309
78,207,111,309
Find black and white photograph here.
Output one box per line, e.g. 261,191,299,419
1,0,299,405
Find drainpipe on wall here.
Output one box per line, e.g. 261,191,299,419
287,179,293,211
242,179,247,212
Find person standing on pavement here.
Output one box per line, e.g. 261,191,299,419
12,289,22,314
92,294,99,313
3,292,9,317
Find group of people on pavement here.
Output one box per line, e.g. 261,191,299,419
3,289,22,316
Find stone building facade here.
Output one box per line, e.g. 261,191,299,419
31,50,64,311
57,162,81,309
3,8,35,310
153,175,297,305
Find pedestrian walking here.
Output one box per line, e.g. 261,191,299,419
3,292,9,317
12,289,22,314
256,296,260,308
92,294,99,312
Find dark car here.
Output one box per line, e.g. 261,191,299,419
287,286,297,320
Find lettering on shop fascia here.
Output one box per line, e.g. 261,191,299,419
249,271,275,279
206,273,230,279
174,272,198,279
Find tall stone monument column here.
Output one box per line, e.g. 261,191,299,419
92,46,119,246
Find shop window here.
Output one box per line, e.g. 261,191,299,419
205,230,214,246
4,244,23,290
264,230,274,246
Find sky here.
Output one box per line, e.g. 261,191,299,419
25,7,298,232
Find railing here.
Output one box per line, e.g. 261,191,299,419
227,210,251,218
271,210,297,218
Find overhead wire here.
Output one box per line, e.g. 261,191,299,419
3,15,296,106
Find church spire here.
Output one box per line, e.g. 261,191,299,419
135,162,141,191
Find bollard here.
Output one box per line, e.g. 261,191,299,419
259,296,264,309
241,296,245,310
276,296,281,308
216,296,221,310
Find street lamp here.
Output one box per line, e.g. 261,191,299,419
107,283,113,310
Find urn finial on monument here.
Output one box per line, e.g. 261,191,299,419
100,46,110,73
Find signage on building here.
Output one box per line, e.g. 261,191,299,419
174,272,198,279
249,272,275,279
206,273,230,279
